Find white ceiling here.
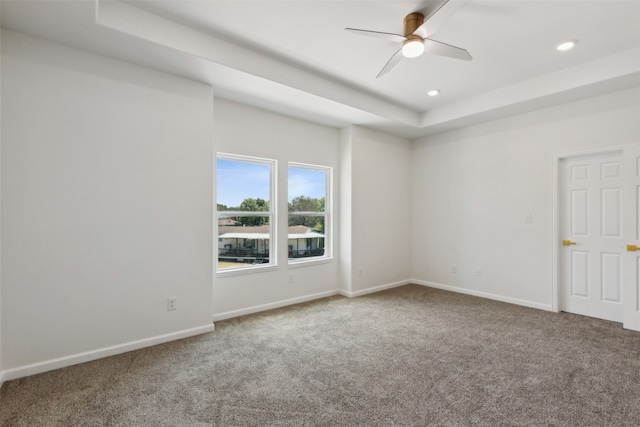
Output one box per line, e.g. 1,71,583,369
2,0,640,138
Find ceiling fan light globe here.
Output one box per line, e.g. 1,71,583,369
402,39,424,58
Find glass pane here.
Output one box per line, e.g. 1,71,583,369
218,222,271,270
217,158,270,211
288,216,325,259
288,214,323,231
288,167,326,212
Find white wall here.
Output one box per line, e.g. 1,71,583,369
411,87,640,309
1,31,215,377
346,126,412,295
212,99,341,319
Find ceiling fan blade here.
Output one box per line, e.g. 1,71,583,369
423,38,472,61
414,0,466,39
345,28,406,44
376,49,404,78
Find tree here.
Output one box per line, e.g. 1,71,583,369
236,198,269,226
288,196,319,212
239,198,269,212
316,197,325,232
288,195,323,229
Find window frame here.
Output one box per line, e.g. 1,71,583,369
216,153,277,276
287,162,332,267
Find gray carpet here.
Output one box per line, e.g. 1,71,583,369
2,284,640,426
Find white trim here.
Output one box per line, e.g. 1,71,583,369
413,280,553,312
217,152,276,168
338,279,411,298
0,324,215,382
551,154,561,313
217,263,278,277
553,144,634,161
212,280,412,320
288,257,333,269
212,290,339,322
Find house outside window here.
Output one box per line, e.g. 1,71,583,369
216,154,276,272
288,163,331,264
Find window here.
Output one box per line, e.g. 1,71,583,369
217,154,276,272
288,163,331,263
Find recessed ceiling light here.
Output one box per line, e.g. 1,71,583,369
427,89,440,97
556,40,578,52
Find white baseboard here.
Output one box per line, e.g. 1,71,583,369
0,324,215,383
413,279,553,312
339,279,412,298
212,280,413,321
212,290,340,322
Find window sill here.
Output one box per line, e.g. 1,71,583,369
216,263,277,278
288,257,333,269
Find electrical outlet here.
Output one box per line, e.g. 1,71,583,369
167,297,177,311
358,267,363,277
451,265,457,273
476,267,483,276
524,213,532,223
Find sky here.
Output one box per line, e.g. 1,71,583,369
216,159,326,208
288,167,326,202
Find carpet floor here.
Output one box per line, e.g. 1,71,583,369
1,284,640,426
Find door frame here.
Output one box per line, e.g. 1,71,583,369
552,144,635,316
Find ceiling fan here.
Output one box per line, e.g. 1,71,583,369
345,0,472,78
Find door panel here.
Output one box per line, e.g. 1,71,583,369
570,251,589,297
601,188,620,237
600,252,620,302
601,161,621,179
571,164,588,180
571,190,589,235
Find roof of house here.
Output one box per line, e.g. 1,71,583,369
218,218,241,226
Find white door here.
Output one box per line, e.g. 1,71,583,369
560,150,626,323
622,145,640,330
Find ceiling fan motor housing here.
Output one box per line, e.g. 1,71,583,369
403,12,425,36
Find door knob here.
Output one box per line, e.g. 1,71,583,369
562,240,577,246
627,244,639,252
